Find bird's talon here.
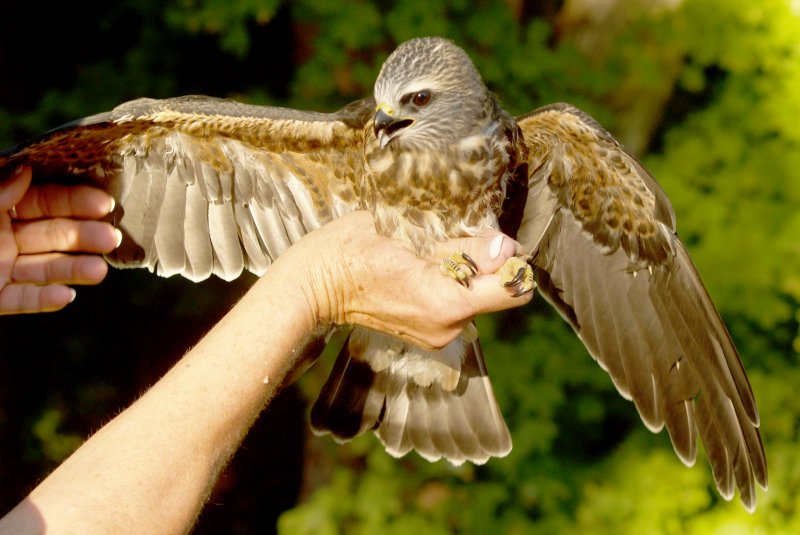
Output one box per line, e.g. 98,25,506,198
510,286,529,298
503,266,526,288
460,252,478,275
440,252,478,287
498,257,535,296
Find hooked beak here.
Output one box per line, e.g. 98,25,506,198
374,104,414,148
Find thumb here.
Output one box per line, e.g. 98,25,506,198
433,230,523,275
0,166,32,211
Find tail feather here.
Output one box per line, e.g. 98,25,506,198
309,339,382,440
310,326,512,465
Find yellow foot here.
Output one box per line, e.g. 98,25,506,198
439,251,479,288
498,256,535,297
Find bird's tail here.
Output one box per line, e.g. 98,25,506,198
310,326,512,465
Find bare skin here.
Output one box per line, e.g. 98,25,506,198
0,165,118,313
0,203,530,534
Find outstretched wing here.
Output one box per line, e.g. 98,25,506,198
0,95,374,281
514,103,767,511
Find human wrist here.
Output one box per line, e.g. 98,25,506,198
295,242,351,329
258,230,345,335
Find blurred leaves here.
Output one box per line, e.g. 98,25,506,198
1,0,798,533
285,0,800,532
31,408,82,464
166,0,282,56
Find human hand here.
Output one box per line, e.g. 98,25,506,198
0,165,120,314
290,211,534,350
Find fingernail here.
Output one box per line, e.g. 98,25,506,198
14,165,24,176
108,196,116,214
489,234,504,260
69,289,77,303
114,228,123,248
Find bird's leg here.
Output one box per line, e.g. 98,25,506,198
439,252,479,288
498,257,535,297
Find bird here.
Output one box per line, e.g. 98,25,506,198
0,36,767,510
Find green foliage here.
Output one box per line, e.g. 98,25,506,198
646,0,800,333
166,0,282,56
30,408,82,464
3,0,798,532
284,0,800,533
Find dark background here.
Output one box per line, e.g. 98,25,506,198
1,1,797,533
0,1,308,530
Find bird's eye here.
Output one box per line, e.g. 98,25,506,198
412,90,432,107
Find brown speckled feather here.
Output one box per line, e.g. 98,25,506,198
0,83,513,468
0,37,766,509
0,95,373,281
515,103,766,511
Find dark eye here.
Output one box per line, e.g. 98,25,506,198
412,90,431,107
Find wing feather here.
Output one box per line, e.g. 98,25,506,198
183,183,214,281
0,95,374,280
516,103,766,510
207,201,244,280
250,204,292,260
233,203,270,275
153,168,188,276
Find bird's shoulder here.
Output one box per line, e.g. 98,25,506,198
0,96,376,180
515,103,676,267
107,94,375,153
0,95,377,281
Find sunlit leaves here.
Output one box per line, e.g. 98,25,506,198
285,0,799,532
4,0,798,532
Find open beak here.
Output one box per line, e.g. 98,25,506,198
374,104,414,148
374,109,396,135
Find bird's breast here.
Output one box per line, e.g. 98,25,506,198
362,132,514,255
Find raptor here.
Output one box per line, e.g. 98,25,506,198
0,37,767,510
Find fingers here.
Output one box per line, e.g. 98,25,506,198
14,182,115,220
468,271,534,315
432,230,522,276
14,219,120,255
0,166,33,210
431,231,534,316
12,253,109,285
0,283,76,315
291,212,533,349
0,166,117,314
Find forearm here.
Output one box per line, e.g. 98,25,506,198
0,255,317,535
0,211,528,534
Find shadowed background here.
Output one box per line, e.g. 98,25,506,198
1,1,798,533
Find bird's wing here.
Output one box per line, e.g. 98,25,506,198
514,103,767,510
0,95,374,281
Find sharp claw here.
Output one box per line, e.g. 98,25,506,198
513,266,526,285
460,252,478,275
511,285,531,298
441,251,479,288
460,276,471,289
503,266,525,288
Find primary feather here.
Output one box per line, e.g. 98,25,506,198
0,36,766,509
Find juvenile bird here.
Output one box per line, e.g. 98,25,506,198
0,36,767,510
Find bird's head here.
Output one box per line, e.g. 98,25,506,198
373,37,493,150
